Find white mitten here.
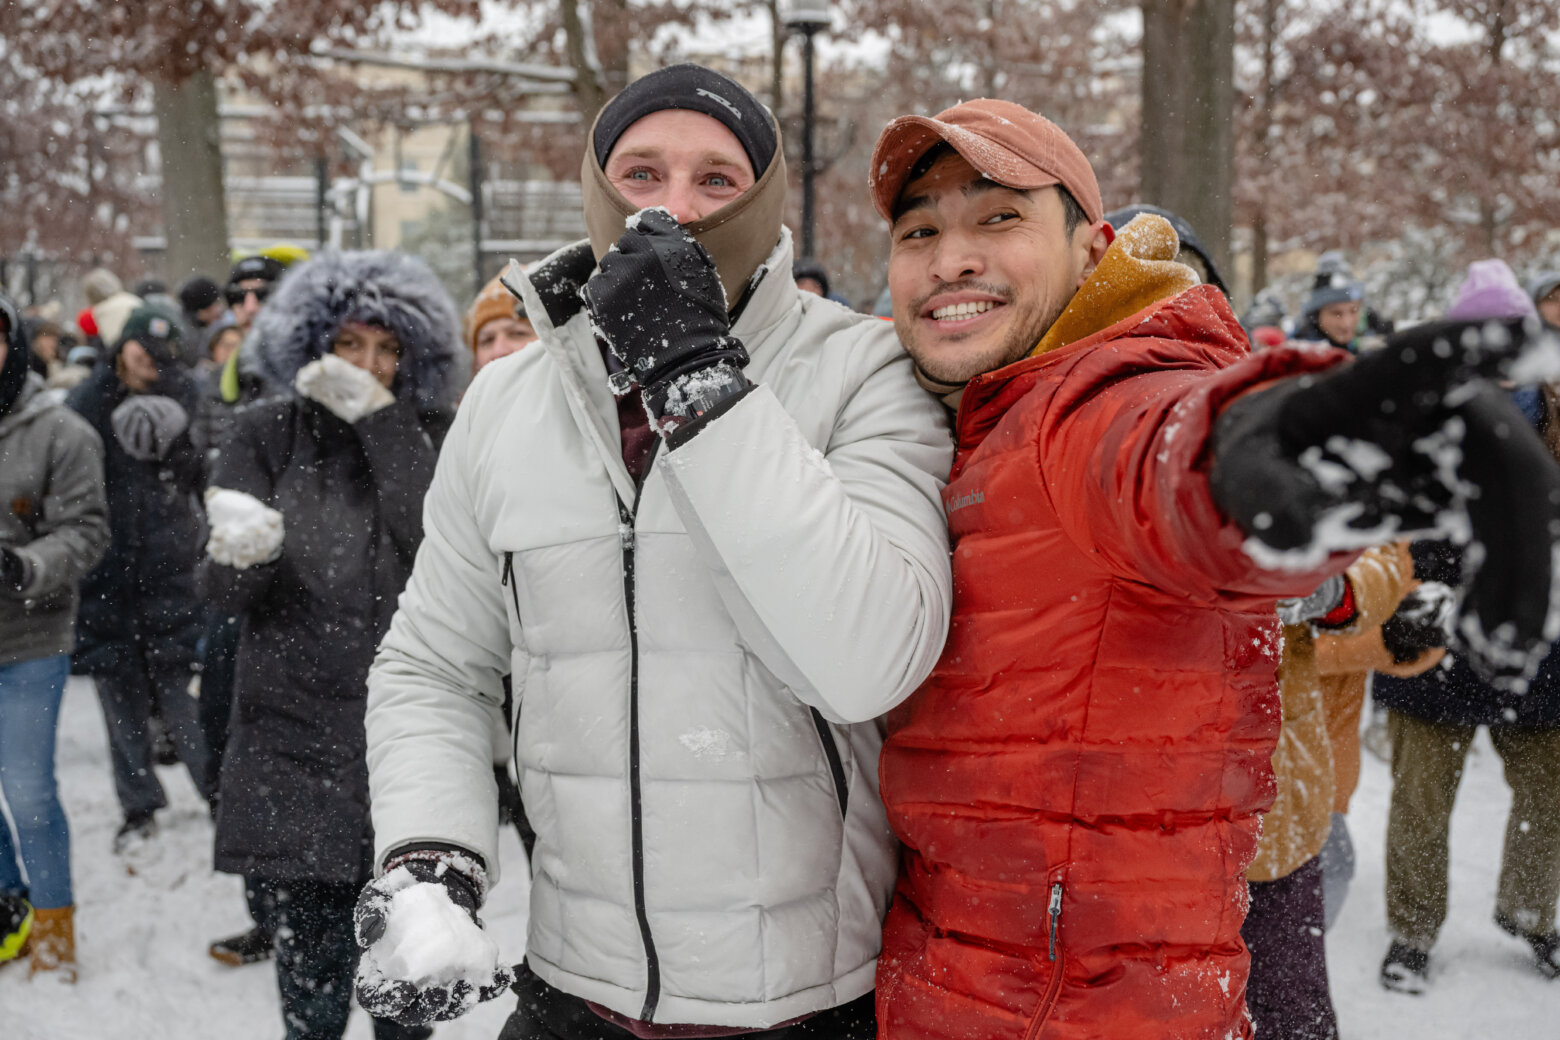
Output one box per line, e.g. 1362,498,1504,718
295,353,395,423
205,487,285,570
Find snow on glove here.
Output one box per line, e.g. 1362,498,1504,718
295,353,395,423
354,855,513,1025
110,394,189,461
581,207,750,431
1210,317,1560,688
204,487,285,570
1379,581,1455,665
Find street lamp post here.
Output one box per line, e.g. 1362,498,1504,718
783,2,830,263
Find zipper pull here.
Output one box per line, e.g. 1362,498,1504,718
501,551,513,587
1048,882,1063,961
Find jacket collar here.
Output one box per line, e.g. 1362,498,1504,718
0,373,49,435
954,283,1249,454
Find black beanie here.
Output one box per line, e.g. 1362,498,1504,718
179,275,222,314
227,255,286,287
592,64,777,174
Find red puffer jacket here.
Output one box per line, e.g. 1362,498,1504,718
877,286,1350,1040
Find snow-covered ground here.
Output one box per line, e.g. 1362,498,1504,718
4,678,530,1040
5,679,1556,1038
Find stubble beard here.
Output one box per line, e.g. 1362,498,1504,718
901,291,1069,386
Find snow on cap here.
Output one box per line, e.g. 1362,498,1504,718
1445,259,1537,323
869,99,1103,224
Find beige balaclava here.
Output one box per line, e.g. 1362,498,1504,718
580,65,788,312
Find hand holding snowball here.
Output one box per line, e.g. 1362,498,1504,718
354,858,514,1025
204,487,285,570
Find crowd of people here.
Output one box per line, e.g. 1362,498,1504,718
3,61,1559,1040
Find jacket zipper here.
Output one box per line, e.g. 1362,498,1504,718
808,708,849,819
501,552,523,746
619,477,661,1022
1021,881,1066,1040
1047,881,1062,961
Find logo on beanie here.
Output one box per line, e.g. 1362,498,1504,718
149,317,170,339
697,88,742,120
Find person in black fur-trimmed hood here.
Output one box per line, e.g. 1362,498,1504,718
201,249,464,1040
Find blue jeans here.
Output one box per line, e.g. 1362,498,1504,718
0,654,73,908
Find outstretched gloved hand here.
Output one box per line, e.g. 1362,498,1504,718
1211,317,1560,687
354,852,514,1025
204,487,285,570
295,353,395,423
582,207,751,433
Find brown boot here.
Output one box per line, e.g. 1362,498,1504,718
28,905,77,982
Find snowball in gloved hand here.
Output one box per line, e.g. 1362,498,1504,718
205,487,285,570
295,353,395,423
354,862,513,1025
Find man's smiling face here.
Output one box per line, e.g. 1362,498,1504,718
888,150,1104,385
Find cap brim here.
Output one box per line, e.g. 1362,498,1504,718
870,116,1062,222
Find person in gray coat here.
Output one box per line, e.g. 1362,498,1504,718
0,291,110,979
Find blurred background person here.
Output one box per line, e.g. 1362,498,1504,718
203,250,461,1040
65,305,213,854
178,275,228,333
466,272,538,376
1531,269,1560,330
1375,261,1560,993
0,290,109,981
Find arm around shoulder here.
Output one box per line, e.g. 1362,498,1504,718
658,328,954,723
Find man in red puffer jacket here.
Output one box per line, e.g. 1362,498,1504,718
867,99,1560,1040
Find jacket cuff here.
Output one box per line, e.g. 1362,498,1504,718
662,382,754,450
380,841,489,904
0,546,35,596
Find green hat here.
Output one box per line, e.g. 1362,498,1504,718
116,304,184,367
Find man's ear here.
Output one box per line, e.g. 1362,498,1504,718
1074,220,1113,288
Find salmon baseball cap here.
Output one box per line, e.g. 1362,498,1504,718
869,99,1104,226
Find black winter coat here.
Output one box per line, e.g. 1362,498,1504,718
1374,540,1560,728
208,396,438,882
67,364,206,676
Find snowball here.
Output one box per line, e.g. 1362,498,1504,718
204,487,285,570
360,880,503,990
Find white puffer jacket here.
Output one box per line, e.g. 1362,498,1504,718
366,230,953,1029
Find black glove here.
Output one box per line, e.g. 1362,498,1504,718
582,207,750,430
353,854,514,1025
0,547,27,593
1211,317,1560,687
1380,582,1455,664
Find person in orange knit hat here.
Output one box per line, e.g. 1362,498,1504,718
466,272,538,375
867,98,1560,1039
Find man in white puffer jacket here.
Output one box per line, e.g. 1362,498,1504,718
356,65,953,1040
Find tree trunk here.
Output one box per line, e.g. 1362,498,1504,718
562,0,606,125
151,69,230,285
1248,0,1280,300
1251,210,1268,302
1139,0,1236,278
768,0,785,120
